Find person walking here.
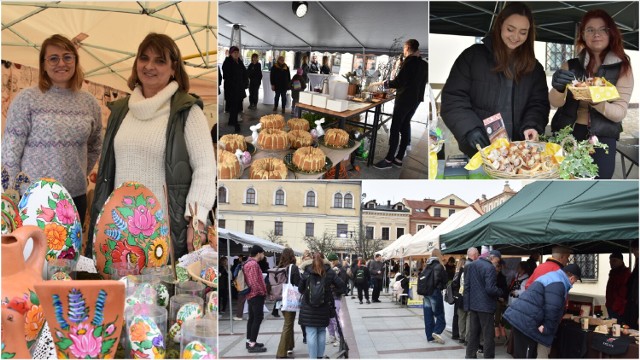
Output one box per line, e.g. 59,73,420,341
222,46,247,133
276,248,301,359
354,257,371,304
327,253,349,347
464,250,504,359
298,253,345,359
247,53,262,110
244,245,268,353
369,254,384,303
504,264,582,358
420,249,448,344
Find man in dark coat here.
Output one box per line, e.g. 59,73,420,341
623,240,639,329
373,39,428,170
606,252,630,321
368,254,384,303
464,250,503,359
309,54,320,74
422,249,448,344
247,53,263,110
222,46,248,133
503,264,581,358
353,257,371,304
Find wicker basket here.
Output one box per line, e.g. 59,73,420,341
477,141,561,179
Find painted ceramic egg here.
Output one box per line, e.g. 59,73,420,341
177,302,203,324
169,322,182,342
200,267,217,283
50,271,72,281
93,182,169,278
18,178,81,262
206,291,218,314
154,283,170,307
182,340,215,359
128,315,165,358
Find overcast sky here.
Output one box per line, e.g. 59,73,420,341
361,180,525,204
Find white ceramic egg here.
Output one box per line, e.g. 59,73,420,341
154,283,170,307
177,302,204,323
128,315,165,358
182,340,214,359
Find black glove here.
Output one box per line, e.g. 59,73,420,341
552,69,575,92
466,127,490,150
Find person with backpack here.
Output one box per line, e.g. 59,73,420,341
298,253,345,359
418,249,448,345
276,248,301,359
354,257,371,304
232,255,248,321
326,253,348,347
244,245,268,353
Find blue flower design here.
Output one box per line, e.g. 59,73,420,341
155,209,164,222
159,225,169,236
70,221,82,251
18,187,33,210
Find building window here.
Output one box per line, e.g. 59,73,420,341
449,209,455,216
275,189,285,205
245,188,256,204
449,199,455,205
337,224,348,237
546,43,574,71
218,187,227,203
434,208,441,217
365,226,374,240
344,193,353,208
417,224,426,231
275,221,283,236
382,227,390,240
305,222,314,237
367,202,375,209
306,191,316,207
218,219,226,228
397,227,404,238
571,254,598,281
334,193,343,208
245,220,254,234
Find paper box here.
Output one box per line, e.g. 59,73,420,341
299,91,314,105
312,93,330,108
326,99,349,112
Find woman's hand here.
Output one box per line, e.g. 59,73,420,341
552,69,574,92
523,129,539,141
186,219,205,253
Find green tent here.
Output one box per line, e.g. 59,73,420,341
440,181,639,254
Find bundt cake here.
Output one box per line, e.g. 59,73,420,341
259,114,285,130
217,150,241,179
288,130,313,149
324,128,350,147
249,158,288,179
219,134,247,152
287,118,310,131
258,129,289,150
292,146,327,172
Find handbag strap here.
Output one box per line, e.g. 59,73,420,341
287,264,293,284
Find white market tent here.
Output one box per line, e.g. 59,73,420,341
1,1,217,102
218,227,297,254
403,206,482,258
380,233,415,259
218,1,428,54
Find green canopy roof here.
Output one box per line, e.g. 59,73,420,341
440,181,639,255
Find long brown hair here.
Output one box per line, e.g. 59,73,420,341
490,2,537,82
278,248,297,268
128,33,189,92
39,34,84,92
576,9,631,77
312,252,325,276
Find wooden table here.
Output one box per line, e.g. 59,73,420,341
296,96,395,166
240,137,360,179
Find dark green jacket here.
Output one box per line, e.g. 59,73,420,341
87,89,203,261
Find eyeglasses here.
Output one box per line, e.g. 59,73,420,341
584,27,609,37
44,54,76,65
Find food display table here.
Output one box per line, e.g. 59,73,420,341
241,136,360,179
550,319,639,358
296,96,394,166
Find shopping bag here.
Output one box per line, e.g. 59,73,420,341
280,264,302,312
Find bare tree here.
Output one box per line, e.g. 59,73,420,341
348,228,385,260
303,231,336,255
264,230,286,247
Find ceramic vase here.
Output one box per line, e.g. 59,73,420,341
34,280,125,359
18,178,82,263
1,225,47,356
93,182,169,279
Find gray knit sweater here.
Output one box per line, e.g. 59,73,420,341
2,86,102,197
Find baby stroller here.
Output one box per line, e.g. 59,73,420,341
327,297,349,358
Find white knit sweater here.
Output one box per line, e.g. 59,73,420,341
113,81,215,223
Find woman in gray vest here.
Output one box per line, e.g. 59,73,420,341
549,9,634,179
88,33,216,260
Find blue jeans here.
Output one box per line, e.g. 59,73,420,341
423,291,446,340
306,326,326,359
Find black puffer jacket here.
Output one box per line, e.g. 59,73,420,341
222,56,247,101
441,37,550,157
298,260,344,328
387,55,428,107
270,62,291,91
463,257,503,313
247,62,263,85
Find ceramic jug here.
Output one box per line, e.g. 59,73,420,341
1,225,47,356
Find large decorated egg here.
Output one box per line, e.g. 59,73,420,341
93,182,169,278
177,302,203,324
206,291,218,314
18,178,81,262
128,315,165,359
182,340,215,359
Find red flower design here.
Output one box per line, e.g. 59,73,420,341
6,297,29,315
111,241,146,270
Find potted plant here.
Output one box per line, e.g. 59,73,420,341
558,136,608,179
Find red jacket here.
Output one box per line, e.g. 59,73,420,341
525,258,563,289
606,265,631,316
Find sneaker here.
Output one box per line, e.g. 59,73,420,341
459,339,466,344
372,300,381,303
373,159,393,170
326,336,336,345
391,159,403,168
366,300,371,304
248,345,267,353
287,350,294,355
281,108,286,114
432,333,445,344
359,301,363,304
303,338,307,344
333,338,340,347
246,342,264,349
233,316,243,321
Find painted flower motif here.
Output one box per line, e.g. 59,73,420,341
131,349,150,359
147,238,168,267
24,305,44,341
155,209,164,222
152,334,164,348
123,197,134,206
129,320,150,342
152,346,165,359
112,242,146,270
58,247,76,260
18,190,31,209
36,205,55,222
105,324,115,336
44,223,67,251
69,221,82,252
55,199,76,225
68,323,102,359
6,297,29,315
127,205,156,237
